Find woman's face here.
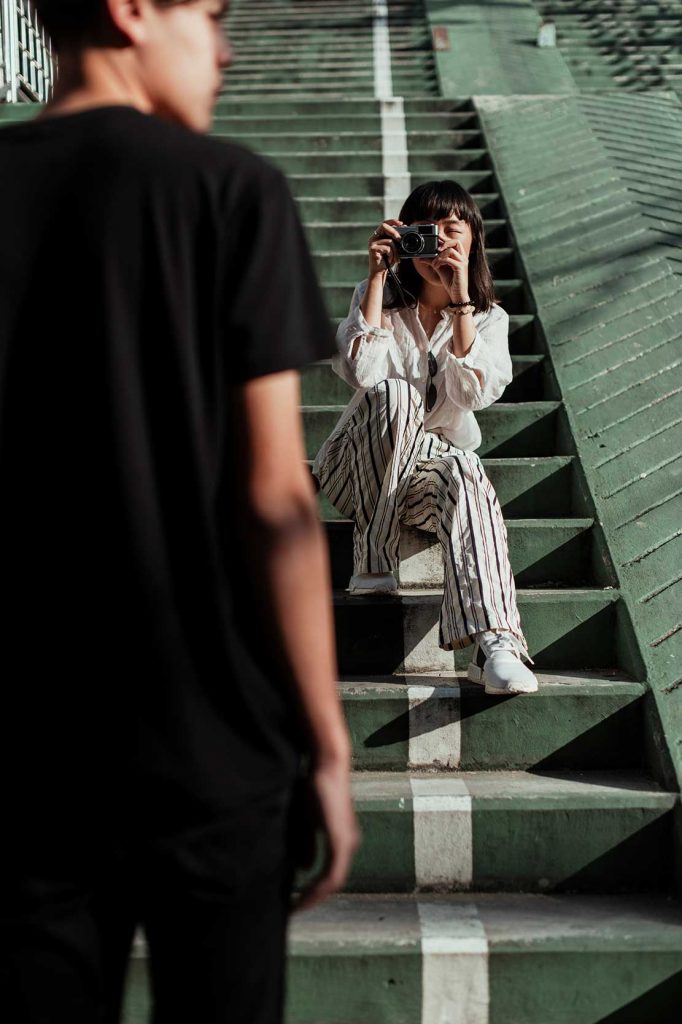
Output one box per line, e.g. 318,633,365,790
408,214,473,286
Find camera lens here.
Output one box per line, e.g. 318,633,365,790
400,230,425,256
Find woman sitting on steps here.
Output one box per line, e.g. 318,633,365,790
312,179,538,696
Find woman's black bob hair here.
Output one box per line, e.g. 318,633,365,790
382,179,497,316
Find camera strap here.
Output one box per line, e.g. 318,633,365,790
382,253,418,309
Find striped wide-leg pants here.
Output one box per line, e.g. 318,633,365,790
314,378,530,659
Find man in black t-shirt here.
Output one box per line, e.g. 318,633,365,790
0,1,359,1021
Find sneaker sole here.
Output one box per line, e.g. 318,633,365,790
347,587,398,596
467,662,538,695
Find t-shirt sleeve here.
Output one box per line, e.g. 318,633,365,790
218,159,338,383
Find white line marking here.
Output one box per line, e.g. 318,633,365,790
407,684,461,768
373,0,393,99
418,901,489,1024
373,0,410,218
410,777,473,887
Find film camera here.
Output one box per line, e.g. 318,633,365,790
394,223,439,259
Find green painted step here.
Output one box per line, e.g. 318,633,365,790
304,402,561,460
261,150,492,175
323,279,533,317
333,588,624,674
211,113,382,132
287,173,387,199
287,170,497,198
311,455,577,517
283,892,682,1024
301,354,544,406
403,98,477,112
338,672,645,772
323,312,539,353
296,769,677,894
312,247,516,282
296,192,504,222
214,129,483,152
212,98,383,115
122,892,682,1023
323,518,595,590
408,150,492,173
303,219,511,248
296,198,387,221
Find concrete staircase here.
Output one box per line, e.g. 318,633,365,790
2,0,681,1019
215,3,682,1021
533,0,682,97
221,0,438,97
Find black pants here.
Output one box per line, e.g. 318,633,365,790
0,783,302,1024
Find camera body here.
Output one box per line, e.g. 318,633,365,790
394,223,439,259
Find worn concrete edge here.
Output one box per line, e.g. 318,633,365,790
473,93,682,893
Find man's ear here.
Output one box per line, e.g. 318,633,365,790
104,0,150,48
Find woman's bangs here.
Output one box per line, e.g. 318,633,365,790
417,195,472,226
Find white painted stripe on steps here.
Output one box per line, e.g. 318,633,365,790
372,0,393,98
407,684,461,768
410,777,473,888
380,97,411,220
418,901,489,1024
373,0,410,218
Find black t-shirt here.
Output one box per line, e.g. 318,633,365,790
0,104,337,839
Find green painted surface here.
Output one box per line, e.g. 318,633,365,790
328,771,677,893
324,517,596,589
532,0,682,99
339,676,645,771
489,949,682,1023
305,401,562,459
424,0,577,96
476,91,682,786
316,455,577,518
335,588,625,674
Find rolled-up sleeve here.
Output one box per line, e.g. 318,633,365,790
443,304,513,411
332,279,394,389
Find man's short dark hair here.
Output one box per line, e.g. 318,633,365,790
33,0,195,51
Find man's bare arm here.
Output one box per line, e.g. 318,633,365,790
233,369,360,910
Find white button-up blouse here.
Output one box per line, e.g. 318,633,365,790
312,276,514,475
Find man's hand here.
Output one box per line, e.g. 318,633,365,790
289,754,361,914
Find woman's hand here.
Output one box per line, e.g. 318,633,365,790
432,238,471,303
367,219,403,278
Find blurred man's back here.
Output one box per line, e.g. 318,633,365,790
0,2,358,1020
0,105,326,834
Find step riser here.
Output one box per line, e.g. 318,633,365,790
323,521,593,590
316,456,574,518
282,926,682,1024
301,355,543,407
300,800,674,894
287,170,496,198
305,404,560,460
211,131,484,153
247,151,491,174
312,248,517,283
334,592,621,674
340,682,645,771
323,280,531,317
304,220,512,249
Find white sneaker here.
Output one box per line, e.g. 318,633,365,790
467,630,538,694
348,572,398,595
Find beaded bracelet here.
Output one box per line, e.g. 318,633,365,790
449,301,475,315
